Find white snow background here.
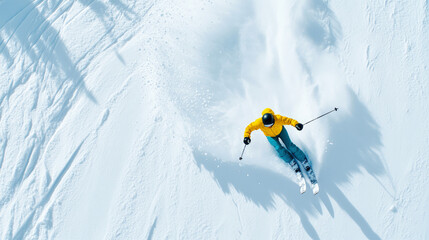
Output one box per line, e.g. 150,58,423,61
1,0,428,239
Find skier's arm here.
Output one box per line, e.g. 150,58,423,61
244,120,261,138
278,115,299,127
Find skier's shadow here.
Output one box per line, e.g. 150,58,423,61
194,150,323,239
316,88,383,240
193,89,383,240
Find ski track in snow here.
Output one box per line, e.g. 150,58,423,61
0,0,154,238
1,0,428,239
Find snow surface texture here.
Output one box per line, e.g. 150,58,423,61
1,0,428,239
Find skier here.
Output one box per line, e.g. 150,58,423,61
243,108,319,194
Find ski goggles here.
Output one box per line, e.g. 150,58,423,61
264,123,274,127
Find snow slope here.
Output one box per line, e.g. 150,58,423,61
1,0,428,239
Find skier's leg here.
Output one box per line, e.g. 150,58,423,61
278,127,307,162
267,136,306,193
279,127,318,184
289,158,303,175
266,136,294,164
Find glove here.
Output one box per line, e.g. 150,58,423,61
295,123,303,131
243,137,251,145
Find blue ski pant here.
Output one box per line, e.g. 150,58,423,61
267,127,318,184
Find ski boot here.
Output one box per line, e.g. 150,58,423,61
297,172,306,194
311,182,319,195
290,159,306,194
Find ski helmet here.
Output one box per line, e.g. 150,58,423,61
262,113,275,127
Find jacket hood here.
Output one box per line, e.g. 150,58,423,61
262,108,275,116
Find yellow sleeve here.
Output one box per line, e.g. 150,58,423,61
244,119,262,138
278,115,299,127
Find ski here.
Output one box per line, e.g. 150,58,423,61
311,183,319,195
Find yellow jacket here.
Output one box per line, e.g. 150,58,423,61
244,108,299,138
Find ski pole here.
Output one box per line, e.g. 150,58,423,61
303,107,338,126
239,145,247,160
